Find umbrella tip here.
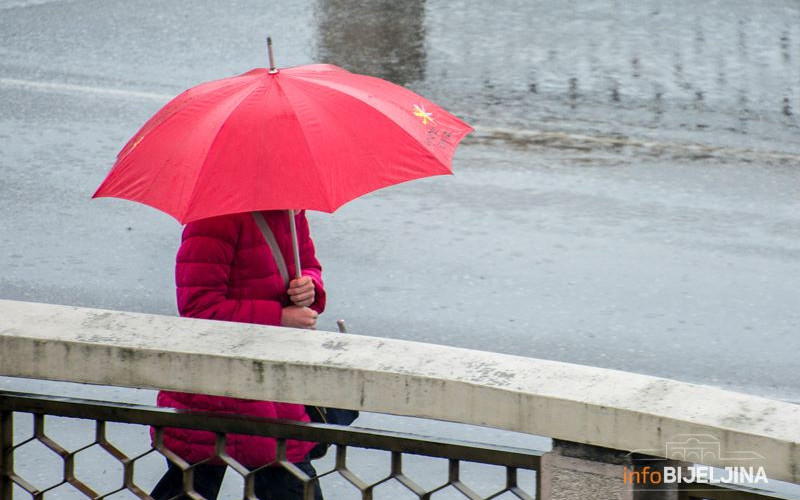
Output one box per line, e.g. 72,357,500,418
267,36,278,74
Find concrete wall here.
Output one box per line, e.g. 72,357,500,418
0,299,797,484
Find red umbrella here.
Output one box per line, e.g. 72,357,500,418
94,39,472,276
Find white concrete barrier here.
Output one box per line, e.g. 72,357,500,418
0,299,797,484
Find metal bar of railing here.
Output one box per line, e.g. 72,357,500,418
0,409,12,499
0,390,543,470
1,390,795,499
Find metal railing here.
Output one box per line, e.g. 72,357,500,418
0,391,543,500
4,391,796,500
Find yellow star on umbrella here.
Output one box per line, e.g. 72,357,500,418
413,104,435,125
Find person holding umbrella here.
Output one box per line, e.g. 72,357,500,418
93,40,472,500
149,209,326,499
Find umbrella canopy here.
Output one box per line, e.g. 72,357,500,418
93,63,473,224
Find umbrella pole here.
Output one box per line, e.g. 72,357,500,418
287,210,302,280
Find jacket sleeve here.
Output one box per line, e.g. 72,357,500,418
176,215,284,326
295,211,326,314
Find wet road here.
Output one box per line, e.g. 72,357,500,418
1,0,799,495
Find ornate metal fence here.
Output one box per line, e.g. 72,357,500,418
0,391,543,500
3,391,794,500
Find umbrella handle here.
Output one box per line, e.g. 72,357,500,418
288,209,303,281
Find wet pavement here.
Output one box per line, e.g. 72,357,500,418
1,0,799,495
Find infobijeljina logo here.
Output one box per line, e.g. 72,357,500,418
624,434,768,487
623,464,769,486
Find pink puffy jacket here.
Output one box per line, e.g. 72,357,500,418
155,210,325,467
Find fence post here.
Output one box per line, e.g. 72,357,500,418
0,409,13,500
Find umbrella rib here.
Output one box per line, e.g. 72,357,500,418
288,78,473,211
117,75,260,162
276,78,337,212
182,77,268,221
96,75,265,221
95,80,250,203
288,74,466,170
285,76,462,196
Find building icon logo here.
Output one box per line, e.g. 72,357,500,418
663,434,764,463
624,433,769,487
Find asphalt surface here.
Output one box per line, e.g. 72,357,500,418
1,0,799,496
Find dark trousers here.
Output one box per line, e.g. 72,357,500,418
150,459,323,500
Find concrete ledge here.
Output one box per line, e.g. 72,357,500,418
0,299,798,483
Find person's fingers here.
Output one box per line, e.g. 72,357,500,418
281,305,319,329
291,290,314,302
290,296,312,306
287,282,314,295
289,290,315,303
289,277,312,289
